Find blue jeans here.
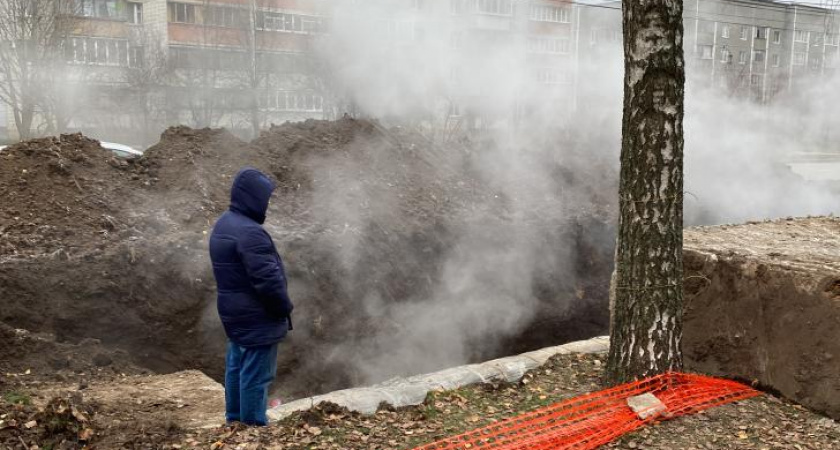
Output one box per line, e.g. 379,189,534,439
225,341,279,426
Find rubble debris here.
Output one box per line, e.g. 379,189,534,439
627,393,667,420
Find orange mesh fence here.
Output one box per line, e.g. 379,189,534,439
411,373,760,450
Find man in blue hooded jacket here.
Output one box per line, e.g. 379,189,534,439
209,168,294,426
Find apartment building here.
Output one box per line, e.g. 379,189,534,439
569,0,839,103
423,0,580,124
684,0,840,102
1,0,836,143
2,0,329,143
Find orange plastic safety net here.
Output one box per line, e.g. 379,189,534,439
411,373,760,450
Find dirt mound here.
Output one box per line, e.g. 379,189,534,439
138,127,267,230
0,134,144,258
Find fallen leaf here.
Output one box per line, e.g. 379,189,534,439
24,420,37,429
79,428,94,441
71,407,89,423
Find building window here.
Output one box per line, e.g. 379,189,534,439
450,32,463,49
589,27,620,44
128,2,142,24
168,3,197,24
260,91,324,112
721,25,730,38
826,33,840,46
381,20,417,43
720,47,731,63
811,57,821,70
754,27,766,39
740,26,748,40
453,0,512,15
772,54,780,67
257,12,324,34
80,0,124,20
750,74,760,85
206,6,244,28
753,50,765,63
793,52,806,66
700,45,713,60
129,46,144,67
477,0,513,16
535,68,569,84
530,5,570,23
66,36,129,66
451,0,470,14
794,30,810,43
739,51,747,64
528,37,570,54
772,30,781,44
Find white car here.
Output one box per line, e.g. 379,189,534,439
0,142,142,159
101,142,143,159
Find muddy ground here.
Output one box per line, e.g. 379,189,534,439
0,119,616,399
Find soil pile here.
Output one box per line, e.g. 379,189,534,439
137,126,268,231
0,134,143,258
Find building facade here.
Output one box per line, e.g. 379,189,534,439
1,0,837,144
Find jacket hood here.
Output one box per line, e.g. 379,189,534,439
230,168,275,224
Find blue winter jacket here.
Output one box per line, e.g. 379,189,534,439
209,168,293,347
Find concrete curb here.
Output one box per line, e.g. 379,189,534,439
267,336,610,422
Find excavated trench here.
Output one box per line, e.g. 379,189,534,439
0,120,616,399
682,217,840,420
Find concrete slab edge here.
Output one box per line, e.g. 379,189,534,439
267,336,610,422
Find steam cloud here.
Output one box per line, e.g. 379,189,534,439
262,1,838,388
10,0,835,393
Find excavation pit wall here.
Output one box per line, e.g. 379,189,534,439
682,216,840,420
0,121,616,400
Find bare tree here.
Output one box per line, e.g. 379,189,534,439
165,0,231,131
606,0,686,384
124,29,172,146
0,0,79,140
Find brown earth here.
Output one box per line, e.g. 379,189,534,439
1,371,223,449
0,133,145,258
0,119,616,400
683,216,840,420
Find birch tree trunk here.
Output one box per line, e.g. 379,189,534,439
606,0,686,384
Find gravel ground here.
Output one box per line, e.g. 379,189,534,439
191,353,839,450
